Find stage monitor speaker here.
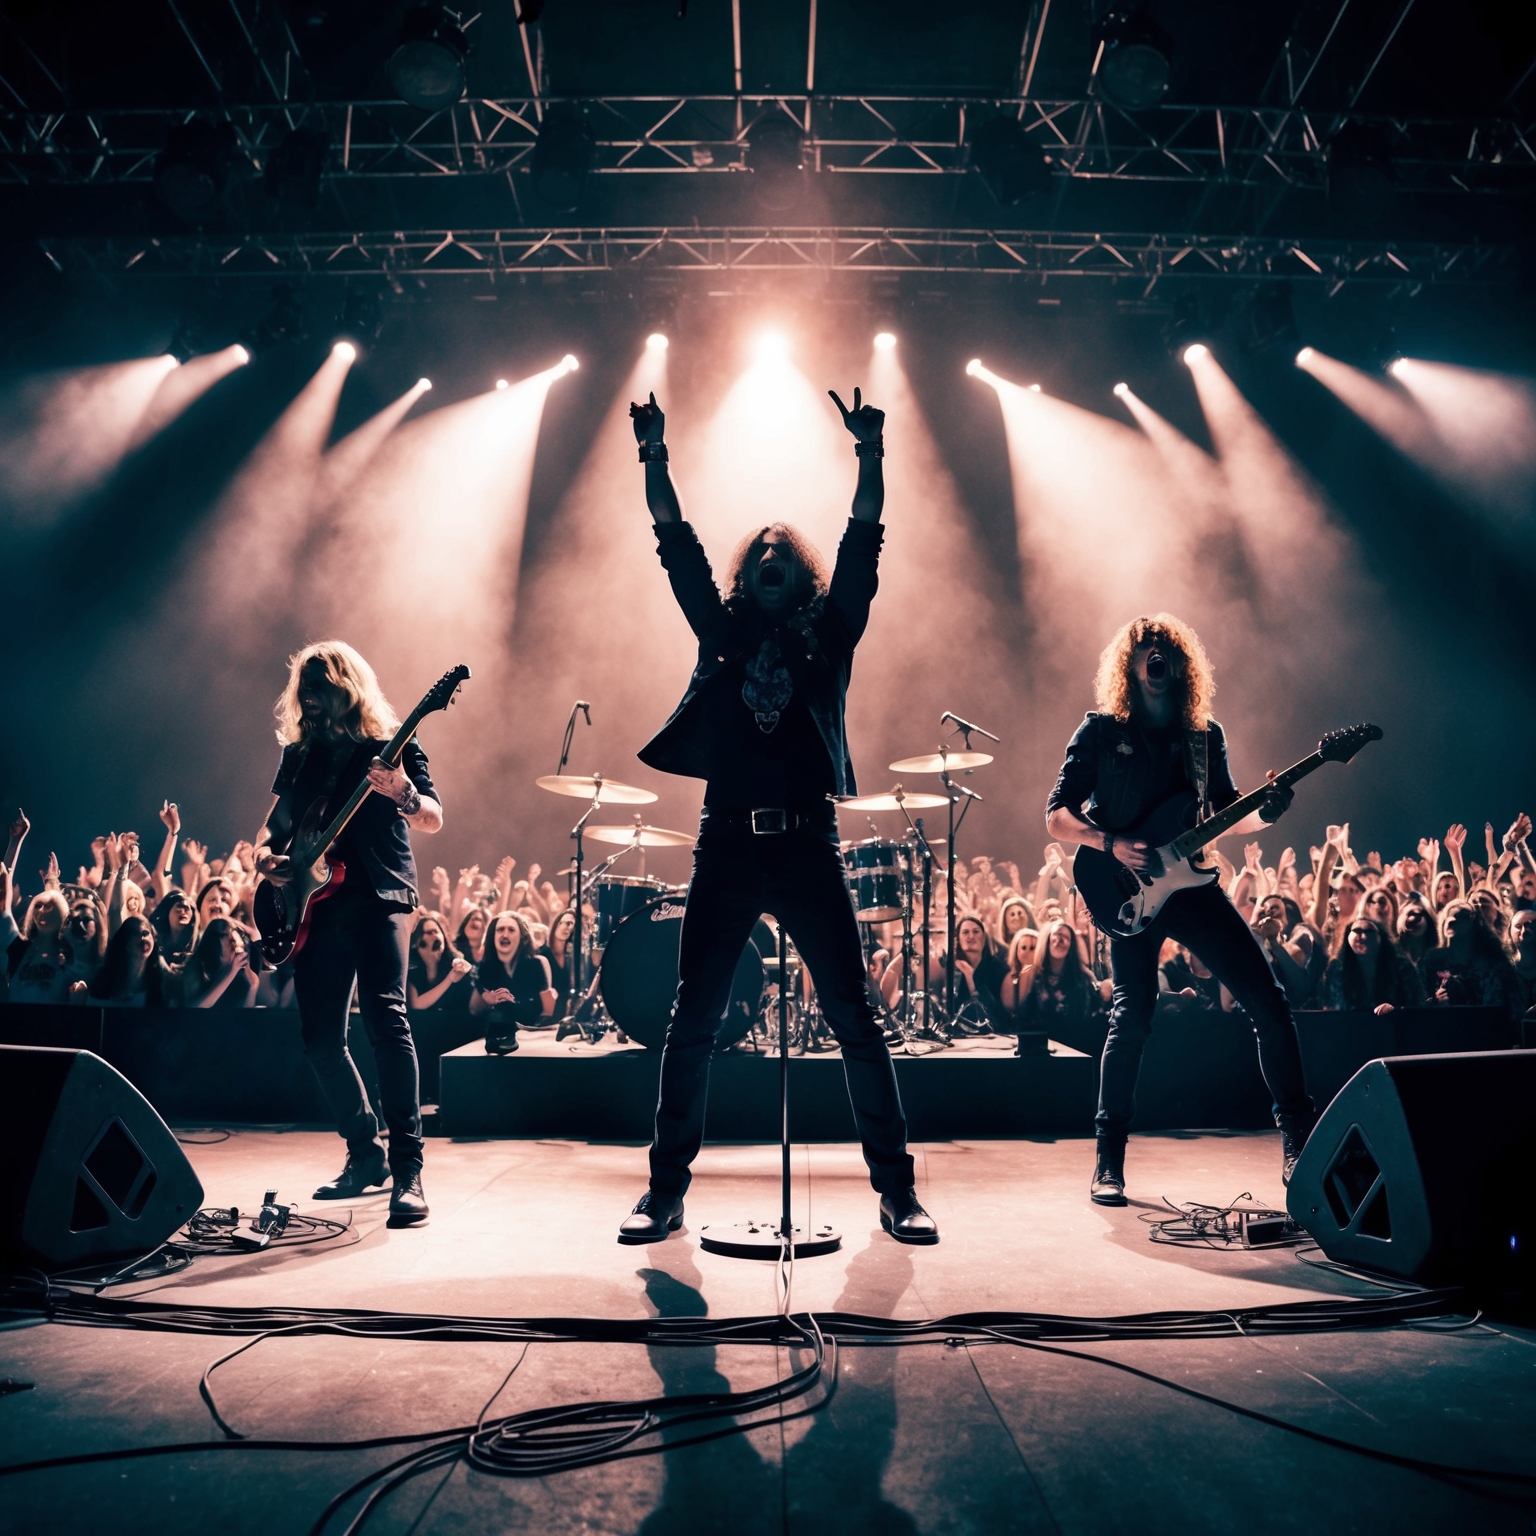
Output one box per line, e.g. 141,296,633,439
1287,1050,1536,1289
0,1045,204,1273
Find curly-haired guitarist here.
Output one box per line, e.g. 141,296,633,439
1045,614,1316,1205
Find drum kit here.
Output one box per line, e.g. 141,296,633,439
530,713,1001,1054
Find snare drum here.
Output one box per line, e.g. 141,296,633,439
843,838,904,922
592,875,667,947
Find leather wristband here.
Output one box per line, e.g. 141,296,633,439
638,441,669,463
854,438,885,458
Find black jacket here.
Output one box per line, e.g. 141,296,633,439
638,517,883,797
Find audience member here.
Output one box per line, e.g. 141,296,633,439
1321,917,1426,1014
471,912,556,1053
407,913,474,1012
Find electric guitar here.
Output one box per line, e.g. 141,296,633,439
1072,722,1383,940
253,664,471,966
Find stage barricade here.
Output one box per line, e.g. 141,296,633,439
0,1003,1516,1139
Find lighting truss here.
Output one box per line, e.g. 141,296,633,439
42,227,1512,293
2,94,1534,192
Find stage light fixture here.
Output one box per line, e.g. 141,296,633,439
1183,343,1209,365
530,109,595,212
232,345,251,366
746,114,805,210
1389,357,1410,378
241,281,306,357
1296,347,1316,366
496,378,509,390
756,332,789,363
264,125,329,208
1094,1,1172,111
152,120,243,223
332,341,357,362
970,117,1053,206
561,354,579,372
966,359,983,376
874,332,897,352
418,378,432,390
1029,383,1041,393
647,333,669,351
387,3,469,111
1113,382,1129,397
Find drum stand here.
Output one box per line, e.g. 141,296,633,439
699,921,842,1261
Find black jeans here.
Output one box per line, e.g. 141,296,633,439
292,890,424,1174
1097,882,1314,1138
649,814,915,1198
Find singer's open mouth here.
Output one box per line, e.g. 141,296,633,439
759,565,787,588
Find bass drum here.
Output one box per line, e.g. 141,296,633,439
599,893,767,1052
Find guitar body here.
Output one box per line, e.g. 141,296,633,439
253,797,348,967
1073,790,1221,940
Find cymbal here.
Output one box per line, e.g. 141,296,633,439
535,773,658,805
888,750,995,773
835,784,949,812
586,823,695,848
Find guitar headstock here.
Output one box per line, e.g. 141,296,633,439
1318,722,1383,765
421,664,472,717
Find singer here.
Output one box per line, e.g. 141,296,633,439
615,386,937,1246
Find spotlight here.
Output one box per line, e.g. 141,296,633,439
970,116,1053,206
1113,382,1129,396
417,378,432,391
496,378,509,390
1182,343,1209,365
746,115,805,211
646,333,669,351
966,359,983,376
530,109,595,213
152,120,243,223
560,354,579,373
231,345,251,366
756,332,789,362
1094,1,1171,111
1029,384,1041,393
1296,347,1316,366
336,289,385,348
387,3,469,111
1389,357,1410,378
161,354,182,368
241,281,306,357
264,126,329,208
332,340,357,362
874,332,897,352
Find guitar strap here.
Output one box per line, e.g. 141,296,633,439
1185,728,1210,822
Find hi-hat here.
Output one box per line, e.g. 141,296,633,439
888,750,995,773
535,773,658,805
586,823,695,848
836,785,948,811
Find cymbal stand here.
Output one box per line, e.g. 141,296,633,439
934,717,996,1023
567,789,603,1006
896,813,946,1047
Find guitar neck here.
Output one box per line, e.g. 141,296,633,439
1170,751,1325,861
310,714,422,857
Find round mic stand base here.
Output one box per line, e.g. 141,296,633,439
698,920,842,1265
699,1221,842,1260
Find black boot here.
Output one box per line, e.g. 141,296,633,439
485,1030,518,1056
313,1143,388,1200
879,1187,939,1245
1090,1134,1128,1206
1278,1112,1315,1186
617,1189,685,1245
388,1164,429,1225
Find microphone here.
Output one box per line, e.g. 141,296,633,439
940,711,1001,744
577,700,592,725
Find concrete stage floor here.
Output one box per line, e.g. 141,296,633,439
3,1130,1534,1534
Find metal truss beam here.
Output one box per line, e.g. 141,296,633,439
41,227,1512,294
2,94,1533,193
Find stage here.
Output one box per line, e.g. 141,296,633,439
3,1127,1533,1534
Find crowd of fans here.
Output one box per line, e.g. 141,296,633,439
4,800,1534,1044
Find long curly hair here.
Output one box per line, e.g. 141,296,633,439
723,524,829,615
1093,613,1215,730
274,640,400,746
